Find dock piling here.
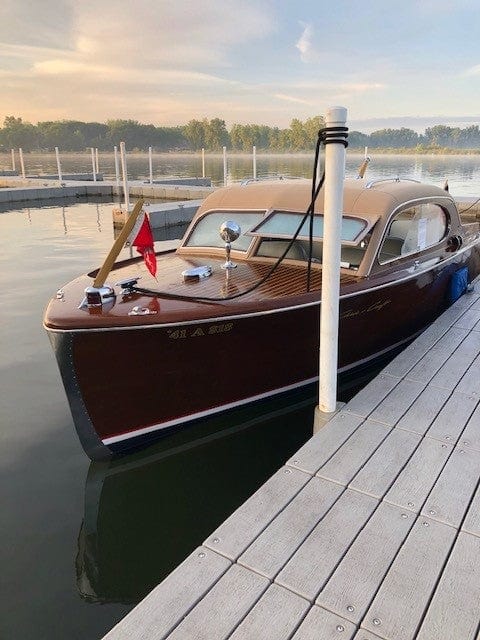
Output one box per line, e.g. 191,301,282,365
55,147,63,184
317,106,348,416
19,148,26,178
120,141,130,213
90,147,97,183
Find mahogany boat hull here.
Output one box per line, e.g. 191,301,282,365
46,252,476,460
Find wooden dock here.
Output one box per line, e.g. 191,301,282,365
102,282,480,640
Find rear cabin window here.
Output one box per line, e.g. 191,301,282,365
378,203,448,264
185,211,264,251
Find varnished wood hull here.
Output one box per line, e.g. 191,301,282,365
46,251,477,460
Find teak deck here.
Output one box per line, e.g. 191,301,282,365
103,283,480,640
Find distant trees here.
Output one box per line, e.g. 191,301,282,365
1,115,479,153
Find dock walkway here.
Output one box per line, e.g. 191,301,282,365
103,282,480,640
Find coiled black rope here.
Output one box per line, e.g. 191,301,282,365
306,126,348,291
132,125,348,303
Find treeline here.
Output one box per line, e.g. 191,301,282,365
1,115,480,153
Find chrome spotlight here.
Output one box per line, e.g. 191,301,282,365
219,220,241,270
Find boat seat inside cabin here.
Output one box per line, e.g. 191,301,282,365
256,239,321,262
378,219,412,262
340,246,365,269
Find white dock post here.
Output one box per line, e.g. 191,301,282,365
91,147,97,182
148,146,153,184
253,145,257,180
201,148,205,178
19,148,26,178
11,148,15,171
316,106,348,423
55,146,63,183
114,145,120,187
95,148,99,174
223,146,227,187
120,141,130,213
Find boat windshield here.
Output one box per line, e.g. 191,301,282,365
247,210,374,245
184,210,265,250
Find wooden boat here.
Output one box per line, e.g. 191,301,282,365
44,177,480,460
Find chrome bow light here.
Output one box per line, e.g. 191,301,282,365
219,220,241,270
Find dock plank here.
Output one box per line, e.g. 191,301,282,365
166,564,269,640
317,503,414,625
455,353,480,396
421,447,480,528
462,480,480,537
102,547,230,640
424,391,478,444
275,490,378,602
286,413,365,476
405,327,469,384
316,420,391,486
383,439,453,513
352,631,384,640
228,584,310,640
362,517,456,640
344,374,400,419
290,605,357,640
395,385,450,435
453,298,480,331
203,466,310,560
382,321,450,378
238,477,343,579
348,428,421,499
367,379,425,426
458,402,480,451
428,330,480,390
415,532,480,640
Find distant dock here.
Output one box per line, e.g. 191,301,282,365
103,282,480,640
0,175,214,205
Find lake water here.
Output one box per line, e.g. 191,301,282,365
2,150,480,194
1,154,480,640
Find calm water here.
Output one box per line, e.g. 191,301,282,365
1,154,480,640
2,150,480,194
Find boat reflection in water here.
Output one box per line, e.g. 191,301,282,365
76,395,315,604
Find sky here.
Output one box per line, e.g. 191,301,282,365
1,0,480,132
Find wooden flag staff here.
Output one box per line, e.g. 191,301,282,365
93,199,144,288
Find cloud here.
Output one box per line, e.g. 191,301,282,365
274,93,314,105
464,64,480,76
295,22,317,63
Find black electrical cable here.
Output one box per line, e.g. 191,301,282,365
132,125,347,303
459,195,480,214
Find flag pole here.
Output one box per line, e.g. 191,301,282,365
93,199,144,287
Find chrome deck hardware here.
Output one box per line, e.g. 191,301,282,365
219,220,241,270
79,285,115,309
182,265,213,282
115,277,140,295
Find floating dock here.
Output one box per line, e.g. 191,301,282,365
103,282,480,640
0,176,214,204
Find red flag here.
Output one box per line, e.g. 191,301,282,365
129,211,157,277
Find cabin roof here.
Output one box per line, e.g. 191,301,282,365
196,178,454,222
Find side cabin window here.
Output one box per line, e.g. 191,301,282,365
184,211,265,251
378,203,448,264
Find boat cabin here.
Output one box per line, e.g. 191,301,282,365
177,177,463,279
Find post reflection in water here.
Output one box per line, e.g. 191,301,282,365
76,397,315,605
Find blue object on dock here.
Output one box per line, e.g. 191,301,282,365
448,266,468,304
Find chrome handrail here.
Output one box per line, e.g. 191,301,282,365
365,177,420,189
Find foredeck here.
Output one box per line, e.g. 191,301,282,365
103,283,480,640
46,252,360,329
